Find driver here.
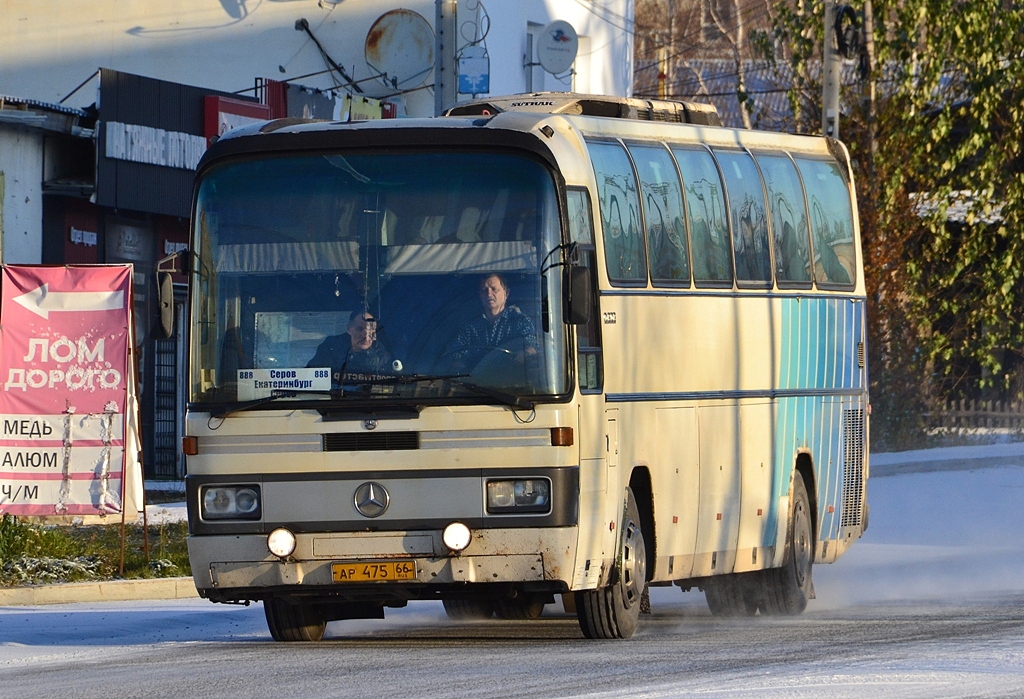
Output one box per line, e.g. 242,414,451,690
308,308,395,385
448,273,538,371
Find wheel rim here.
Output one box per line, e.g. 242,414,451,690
620,515,646,608
792,498,811,587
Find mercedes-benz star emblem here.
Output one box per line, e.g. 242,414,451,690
354,481,390,518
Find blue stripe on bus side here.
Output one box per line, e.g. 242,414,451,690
776,297,865,544
602,295,867,551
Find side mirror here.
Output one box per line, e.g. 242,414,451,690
564,266,592,325
156,271,175,339
156,249,192,275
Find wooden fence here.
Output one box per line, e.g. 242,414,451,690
927,400,1024,432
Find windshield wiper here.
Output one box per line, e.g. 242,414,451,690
386,373,536,411
210,389,336,419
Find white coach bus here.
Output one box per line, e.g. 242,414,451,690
164,93,869,641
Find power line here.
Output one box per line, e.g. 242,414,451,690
633,0,777,73
570,0,636,35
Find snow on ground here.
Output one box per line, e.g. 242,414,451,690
815,442,1024,608
139,502,187,525
6,443,1022,697
688,442,1024,698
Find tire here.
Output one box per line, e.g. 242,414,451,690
759,474,814,615
263,598,327,642
704,574,759,617
442,598,495,620
575,487,647,639
495,595,546,620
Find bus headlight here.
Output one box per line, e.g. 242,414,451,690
486,479,551,514
267,527,297,558
200,485,262,520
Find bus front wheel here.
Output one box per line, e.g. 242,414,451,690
759,474,813,615
575,487,647,639
263,598,327,642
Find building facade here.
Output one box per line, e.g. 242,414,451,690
0,0,634,480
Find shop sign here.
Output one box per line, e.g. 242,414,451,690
0,265,141,517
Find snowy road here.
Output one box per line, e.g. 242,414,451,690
2,450,1024,698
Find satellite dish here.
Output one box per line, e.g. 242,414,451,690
536,20,578,75
365,9,435,89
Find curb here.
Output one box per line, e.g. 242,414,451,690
0,577,198,607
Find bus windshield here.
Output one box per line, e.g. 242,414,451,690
190,150,569,408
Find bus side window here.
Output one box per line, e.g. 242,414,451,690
627,142,691,287
587,140,648,286
672,146,732,287
566,188,603,393
794,158,855,287
715,150,772,286
756,153,813,286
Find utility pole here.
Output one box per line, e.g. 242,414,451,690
657,47,669,99
434,0,457,116
860,0,877,177
821,0,842,138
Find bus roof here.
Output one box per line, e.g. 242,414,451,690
200,93,849,182
444,92,722,127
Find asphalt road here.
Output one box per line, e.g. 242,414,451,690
1,590,1023,699
3,456,1024,698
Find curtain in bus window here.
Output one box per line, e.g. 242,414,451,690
756,153,812,286
715,150,772,285
672,147,732,286
627,143,691,287
587,141,648,285
794,158,855,286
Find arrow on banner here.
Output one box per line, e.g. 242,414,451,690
12,284,125,319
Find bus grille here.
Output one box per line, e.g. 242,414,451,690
840,408,865,527
323,432,420,452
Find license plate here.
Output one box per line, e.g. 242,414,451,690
332,560,417,583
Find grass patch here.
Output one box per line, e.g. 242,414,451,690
0,514,190,587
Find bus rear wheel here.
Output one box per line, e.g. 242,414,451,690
442,598,495,620
704,574,759,616
263,598,327,642
495,595,547,620
759,474,814,615
575,487,647,639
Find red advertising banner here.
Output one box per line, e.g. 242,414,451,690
0,265,135,516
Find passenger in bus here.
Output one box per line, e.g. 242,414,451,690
307,308,396,385
448,273,539,371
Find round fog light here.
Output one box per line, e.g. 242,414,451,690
267,527,297,558
442,521,472,552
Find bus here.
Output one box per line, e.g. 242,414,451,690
164,93,869,642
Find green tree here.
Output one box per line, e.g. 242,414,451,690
763,0,1024,446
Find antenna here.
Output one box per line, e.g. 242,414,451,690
536,20,578,75
365,9,435,90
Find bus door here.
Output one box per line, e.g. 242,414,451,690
567,187,609,588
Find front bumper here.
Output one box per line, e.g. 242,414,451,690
189,526,578,603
